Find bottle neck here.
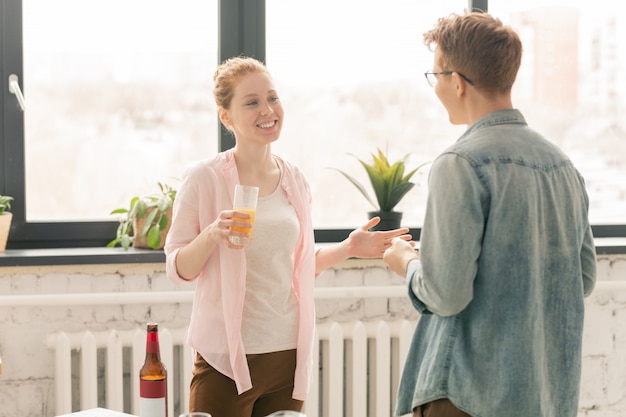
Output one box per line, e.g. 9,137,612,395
145,331,161,354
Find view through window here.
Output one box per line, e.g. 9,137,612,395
23,0,218,221
20,1,626,230
267,0,468,229
268,0,626,229
489,0,626,226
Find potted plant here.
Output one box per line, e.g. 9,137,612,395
332,148,429,230
107,182,177,250
0,194,14,252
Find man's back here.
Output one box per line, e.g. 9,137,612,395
395,109,596,417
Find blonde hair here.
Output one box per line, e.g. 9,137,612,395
423,12,522,94
213,56,270,110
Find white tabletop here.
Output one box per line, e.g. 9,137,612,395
55,408,138,417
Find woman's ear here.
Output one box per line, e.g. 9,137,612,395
218,108,231,128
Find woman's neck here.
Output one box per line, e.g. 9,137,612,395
233,144,280,194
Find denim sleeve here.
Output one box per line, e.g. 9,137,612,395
581,223,597,297
578,171,597,297
406,259,432,314
417,153,486,317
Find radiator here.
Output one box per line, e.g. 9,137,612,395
47,320,416,417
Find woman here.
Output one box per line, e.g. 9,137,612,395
165,56,411,417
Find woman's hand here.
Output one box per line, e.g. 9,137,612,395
206,209,253,249
346,216,413,259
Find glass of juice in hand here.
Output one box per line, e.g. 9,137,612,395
229,184,259,247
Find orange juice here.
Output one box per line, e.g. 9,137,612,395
231,208,256,245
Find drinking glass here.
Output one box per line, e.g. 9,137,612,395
229,184,259,247
179,413,212,417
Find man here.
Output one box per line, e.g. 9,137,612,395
383,11,597,417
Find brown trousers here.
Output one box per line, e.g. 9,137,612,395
188,349,303,417
413,398,472,417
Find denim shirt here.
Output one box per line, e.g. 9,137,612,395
396,109,597,417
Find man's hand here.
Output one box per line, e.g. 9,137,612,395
383,237,419,278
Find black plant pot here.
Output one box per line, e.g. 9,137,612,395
367,211,403,231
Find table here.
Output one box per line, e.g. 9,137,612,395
55,408,138,417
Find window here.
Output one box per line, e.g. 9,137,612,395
2,0,218,247
2,0,624,250
266,0,468,230
23,0,218,221
489,0,626,226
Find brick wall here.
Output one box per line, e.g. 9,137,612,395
0,256,624,417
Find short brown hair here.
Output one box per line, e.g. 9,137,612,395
213,56,270,110
423,12,522,94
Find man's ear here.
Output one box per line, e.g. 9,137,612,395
453,72,468,97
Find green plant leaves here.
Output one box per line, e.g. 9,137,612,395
332,148,427,212
0,195,14,215
107,182,177,250
328,168,378,209
147,226,162,249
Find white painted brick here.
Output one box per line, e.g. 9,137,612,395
607,258,626,304
1,324,48,380
328,299,365,323
595,257,612,279
149,303,178,323
66,273,93,293
607,257,626,281
314,268,335,287
152,271,181,291
1,255,626,417
11,305,44,325
583,409,625,417
122,305,152,324
121,273,152,292
389,297,419,319
363,266,394,286
0,307,10,323
313,299,335,320
611,289,626,304
16,380,54,417
43,305,71,322
38,273,69,294
63,313,95,333
582,305,613,356
11,274,38,293
605,350,626,404
579,357,605,410
588,287,612,306
334,267,364,286
606,309,626,404
362,298,388,318
0,275,12,294
94,305,124,323
0,383,19,417
93,273,124,292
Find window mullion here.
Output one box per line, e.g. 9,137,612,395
217,0,265,152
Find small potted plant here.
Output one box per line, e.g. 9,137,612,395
107,182,177,250
332,148,429,230
0,194,14,252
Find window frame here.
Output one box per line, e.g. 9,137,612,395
1,0,624,252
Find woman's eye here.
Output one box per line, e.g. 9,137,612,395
269,96,279,103
246,101,258,106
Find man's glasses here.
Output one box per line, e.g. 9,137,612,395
424,70,474,87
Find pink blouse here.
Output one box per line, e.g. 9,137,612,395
164,149,316,400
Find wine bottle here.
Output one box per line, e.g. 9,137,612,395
139,322,168,417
